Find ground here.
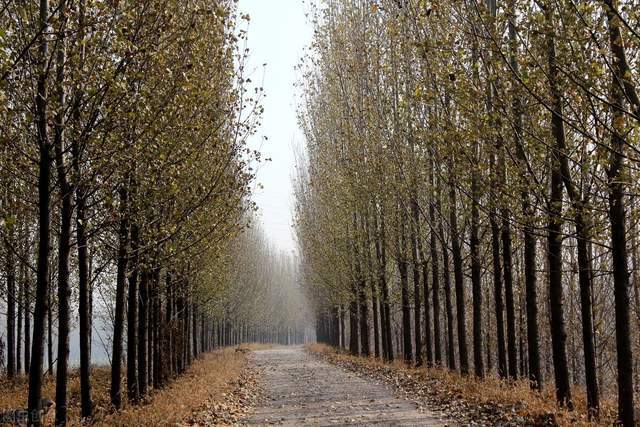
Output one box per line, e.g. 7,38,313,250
244,347,449,426
1,344,618,426
0,347,255,426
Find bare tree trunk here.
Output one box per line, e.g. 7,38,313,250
28,0,53,422
374,205,393,361
24,268,31,375
490,208,507,379
110,187,129,409
501,194,517,379
448,161,468,374
17,258,23,375
419,236,433,366
6,232,16,379
470,158,483,378
365,212,380,358
127,222,140,403
69,0,93,416
429,166,442,365
410,197,422,365
437,189,456,371
138,270,149,396
507,0,541,386
398,206,413,363
349,294,359,355
47,284,53,377
53,6,72,420
605,3,634,422
545,2,573,408
575,213,599,418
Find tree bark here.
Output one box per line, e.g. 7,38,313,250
69,0,93,416
508,0,542,387
6,232,16,379
374,204,393,361
110,187,129,409
127,222,140,403
53,6,72,420
437,190,456,371
24,268,31,375
490,209,507,379
605,3,634,422
398,206,413,363
28,0,53,423
410,197,422,366
428,180,442,366
447,163,468,375
138,269,149,396
545,2,573,408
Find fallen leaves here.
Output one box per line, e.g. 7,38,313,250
307,343,618,426
184,356,262,426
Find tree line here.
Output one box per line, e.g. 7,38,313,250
0,0,292,425
294,0,639,425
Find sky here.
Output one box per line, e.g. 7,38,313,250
237,0,313,254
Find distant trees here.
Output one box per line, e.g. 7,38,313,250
294,1,639,425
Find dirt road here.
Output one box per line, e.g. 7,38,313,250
244,347,450,426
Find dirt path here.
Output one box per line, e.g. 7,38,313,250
244,347,450,426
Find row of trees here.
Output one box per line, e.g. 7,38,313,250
0,0,284,425
215,221,312,347
294,0,639,425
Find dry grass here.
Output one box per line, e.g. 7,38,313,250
0,367,114,423
234,343,274,351
0,347,251,426
307,343,618,426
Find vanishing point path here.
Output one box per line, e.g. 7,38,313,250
244,347,450,426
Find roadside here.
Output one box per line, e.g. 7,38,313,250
0,345,267,426
307,344,617,426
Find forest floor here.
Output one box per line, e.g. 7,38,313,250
306,344,618,426
0,344,267,426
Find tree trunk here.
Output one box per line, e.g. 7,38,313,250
501,210,517,380
575,212,599,418
420,243,433,367
448,166,468,375
6,233,16,379
127,222,140,403
410,198,422,366
605,3,634,422
507,0,542,389
490,210,507,379
17,259,23,375
69,0,93,416
437,192,456,371
428,185,442,366
349,295,359,355
24,269,31,375
398,207,412,363
138,270,149,396
545,2,573,408
47,285,53,377
110,187,129,409
28,0,53,422
374,204,393,361
53,7,72,420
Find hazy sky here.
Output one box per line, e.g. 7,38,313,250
237,0,313,253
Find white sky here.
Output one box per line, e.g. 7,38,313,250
237,0,313,253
